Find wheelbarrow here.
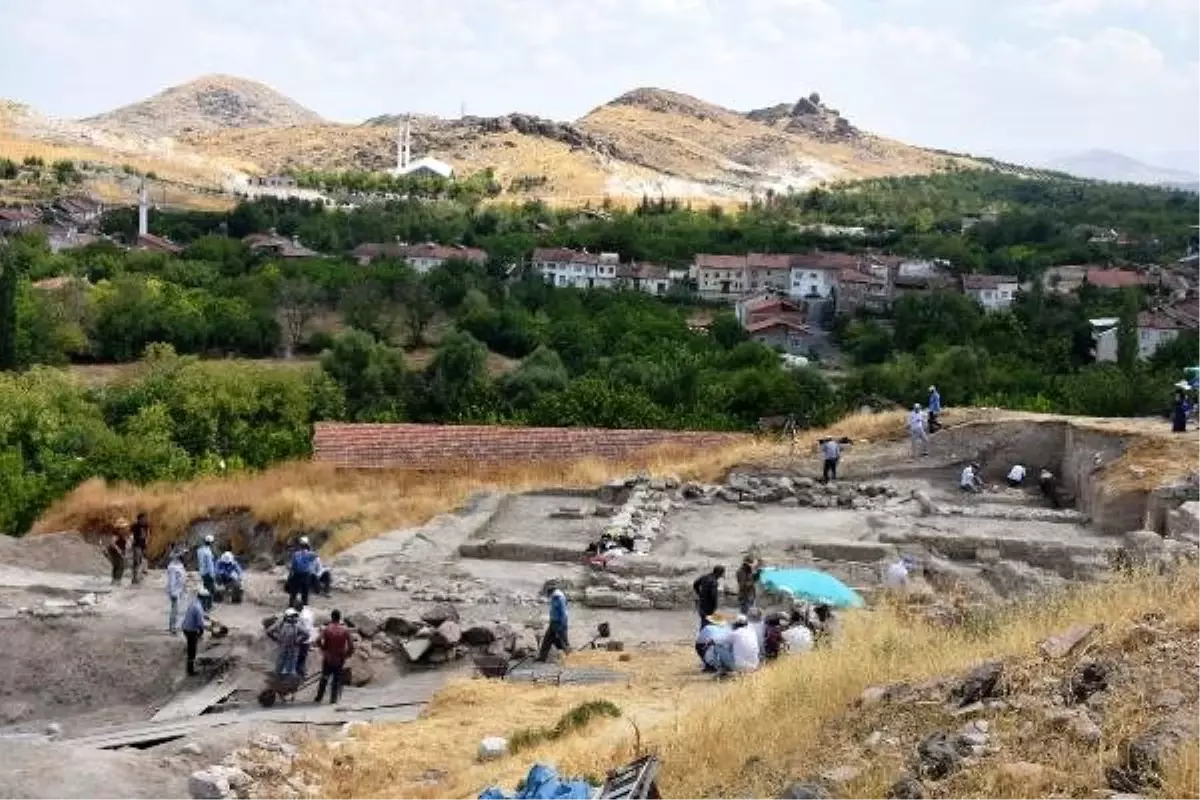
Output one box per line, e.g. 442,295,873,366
257,670,318,707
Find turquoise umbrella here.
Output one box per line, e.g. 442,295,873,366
758,567,865,608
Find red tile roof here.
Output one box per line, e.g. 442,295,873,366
312,423,750,469
403,242,488,263
745,315,815,334
694,254,747,270
532,247,599,265
136,233,183,255
616,262,669,280
1138,311,1191,331
792,252,860,271
837,269,870,285
0,207,38,222
1085,268,1148,289
746,253,793,270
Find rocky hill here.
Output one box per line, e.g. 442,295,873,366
3,74,986,204
83,74,325,139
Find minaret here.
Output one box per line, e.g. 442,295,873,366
402,115,412,169
137,179,149,238
396,119,404,171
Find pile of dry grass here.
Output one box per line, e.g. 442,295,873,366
32,406,955,560
302,568,1198,799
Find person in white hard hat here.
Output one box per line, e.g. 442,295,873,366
908,404,929,458
196,535,217,598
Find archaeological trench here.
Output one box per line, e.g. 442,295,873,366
0,417,1196,797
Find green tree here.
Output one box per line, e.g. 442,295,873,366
424,331,492,419
319,330,406,421
1116,290,1139,374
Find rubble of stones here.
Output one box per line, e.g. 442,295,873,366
189,732,314,799
263,603,550,673
687,472,900,510
779,615,1199,799
15,593,100,619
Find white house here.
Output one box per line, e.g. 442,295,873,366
961,274,1019,311
692,254,747,301
787,253,855,300
617,262,672,295
1091,312,1192,362
532,247,618,289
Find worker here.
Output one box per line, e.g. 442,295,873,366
287,537,317,607
129,512,150,585
782,609,815,654
106,520,128,585
1172,387,1190,433
267,608,305,678
215,551,244,603
819,437,841,483
960,462,984,493
294,599,316,678
196,535,217,599
695,616,734,675
693,565,726,631
314,609,355,704
747,606,767,654
810,603,836,646
166,548,186,635
180,591,207,676
735,555,762,614
763,615,785,660
1005,464,1027,488
927,386,942,432
729,614,760,672
884,555,917,590
316,563,333,596
908,404,929,458
536,582,570,663
1039,469,1061,509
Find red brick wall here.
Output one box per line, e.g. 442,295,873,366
313,422,750,469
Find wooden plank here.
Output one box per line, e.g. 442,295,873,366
150,683,239,722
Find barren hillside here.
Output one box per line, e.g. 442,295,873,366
83,74,324,138
2,75,987,204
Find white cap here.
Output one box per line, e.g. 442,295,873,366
735,613,748,625
913,403,921,411
197,587,210,596
928,386,936,392
299,536,310,546
203,534,214,544
283,608,299,617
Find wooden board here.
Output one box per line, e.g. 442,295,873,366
150,683,239,722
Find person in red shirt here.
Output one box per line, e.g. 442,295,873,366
314,609,355,704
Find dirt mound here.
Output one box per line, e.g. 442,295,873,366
83,74,324,138
1,619,182,730
0,739,187,799
0,532,109,575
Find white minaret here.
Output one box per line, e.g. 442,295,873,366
402,115,412,169
137,179,149,238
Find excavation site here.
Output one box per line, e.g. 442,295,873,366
0,412,1196,798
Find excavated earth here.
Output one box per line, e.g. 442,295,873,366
0,416,1195,798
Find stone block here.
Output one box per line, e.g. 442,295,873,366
478,736,508,761
583,587,622,608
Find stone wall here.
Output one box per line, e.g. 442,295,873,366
313,423,750,469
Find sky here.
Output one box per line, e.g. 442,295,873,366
1,0,1197,171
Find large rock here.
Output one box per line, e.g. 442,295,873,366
403,638,431,663
384,615,419,637
509,629,539,659
915,731,961,779
1107,713,1200,792
344,650,375,686
432,620,462,648
885,775,925,799
346,611,383,639
618,593,652,611
1039,623,1100,660
778,779,830,799
953,661,1004,707
188,769,231,800
462,625,497,646
421,603,459,626
1067,659,1111,704
1165,501,1200,544
478,736,509,762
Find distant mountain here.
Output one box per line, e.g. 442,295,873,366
83,74,325,139
1046,149,1199,189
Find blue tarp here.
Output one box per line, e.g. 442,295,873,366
758,567,865,608
479,764,594,800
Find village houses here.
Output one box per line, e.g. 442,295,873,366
735,294,825,357
352,241,488,272
1092,304,1198,363
961,273,1019,311
616,262,672,295
532,247,619,290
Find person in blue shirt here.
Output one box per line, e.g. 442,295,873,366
215,550,244,603
196,535,216,602
536,583,570,662
180,592,207,676
287,537,317,607
927,386,942,432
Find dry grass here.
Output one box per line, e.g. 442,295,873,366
302,568,1199,799
27,407,950,559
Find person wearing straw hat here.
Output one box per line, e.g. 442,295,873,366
166,547,187,635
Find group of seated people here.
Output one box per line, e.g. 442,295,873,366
694,603,833,677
